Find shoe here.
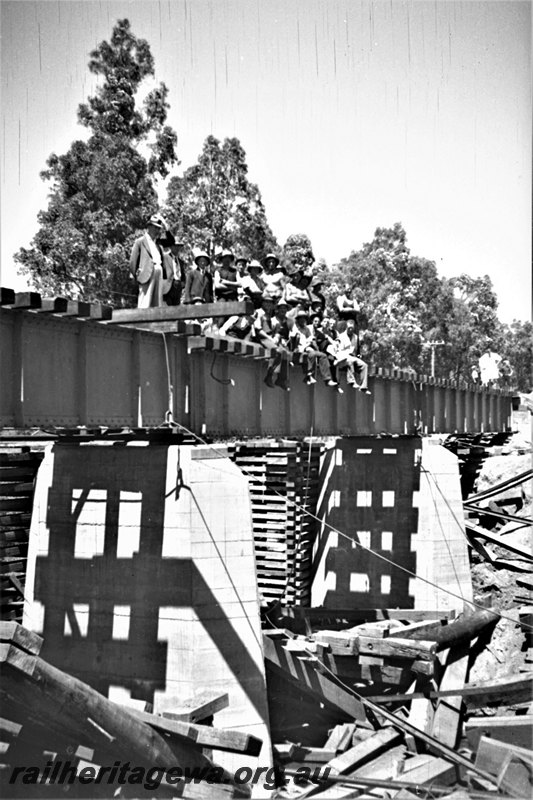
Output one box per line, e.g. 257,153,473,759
305,376,317,385
337,386,344,394
348,382,357,389
326,380,338,387
361,388,372,395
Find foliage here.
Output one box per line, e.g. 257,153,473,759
15,19,178,305
281,234,315,273
164,135,278,261
325,224,510,383
500,320,533,391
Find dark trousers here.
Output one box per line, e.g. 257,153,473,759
304,349,332,382
265,348,290,389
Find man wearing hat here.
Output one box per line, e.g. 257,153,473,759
183,250,213,304
240,259,265,305
129,213,166,308
214,248,240,302
261,253,286,301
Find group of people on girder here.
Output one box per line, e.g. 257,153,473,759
129,213,370,394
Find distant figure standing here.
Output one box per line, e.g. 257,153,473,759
129,214,166,308
479,350,502,386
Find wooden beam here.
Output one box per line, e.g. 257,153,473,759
0,287,16,305
465,715,533,751
126,706,262,756
0,621,43,655
162,691,229,722
365,674,533,707
109,300,254,324
430,642,470,748
326,728,402,776
475,735,533,797
390,608,501,648
13,292,42,309
1,645,239,788
263,633,368,724
466,522,533,560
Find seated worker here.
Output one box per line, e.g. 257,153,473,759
289,309,338,387
262,298,292,390
129,213,166,308
183,250,213,304
336,282,360,320
310,314,342,391
252,295,278,347
214,249,240,301
261,253,286,301
283,268,313,309
239,259,265,305
219,301,255,341
335,319,371,393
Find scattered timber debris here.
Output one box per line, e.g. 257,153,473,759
0,622,259,798
264,607,533,799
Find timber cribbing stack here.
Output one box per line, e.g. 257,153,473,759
228,440,323,607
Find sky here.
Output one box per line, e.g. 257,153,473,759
1,0,531,322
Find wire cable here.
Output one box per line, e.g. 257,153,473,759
156,341,533,632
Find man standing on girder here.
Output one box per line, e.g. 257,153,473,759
129,214,166,308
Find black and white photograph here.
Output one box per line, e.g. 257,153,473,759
0,1,531,798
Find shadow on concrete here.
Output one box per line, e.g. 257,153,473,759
313,436,421,609
35,443,267,718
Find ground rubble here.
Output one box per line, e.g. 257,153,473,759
266,424,532,799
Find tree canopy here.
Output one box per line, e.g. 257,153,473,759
164,135,278,261
324,224,510,384
15,19,178,305
281,234,315,273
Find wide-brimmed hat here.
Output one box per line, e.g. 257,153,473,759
220,248,234,261
194,250,211,265
247,259,263,272
295,309,309,319
148,213,165,229
276,298,290,308
235,255,248,265
262,253,280,268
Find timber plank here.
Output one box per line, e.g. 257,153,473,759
475,735,533,797
430,642,470,748
0,621,43,655
326,728,402,776
464,715,533,751
110,299,253,324
366,673,533,707
357,636,436,661
263,634,368,724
